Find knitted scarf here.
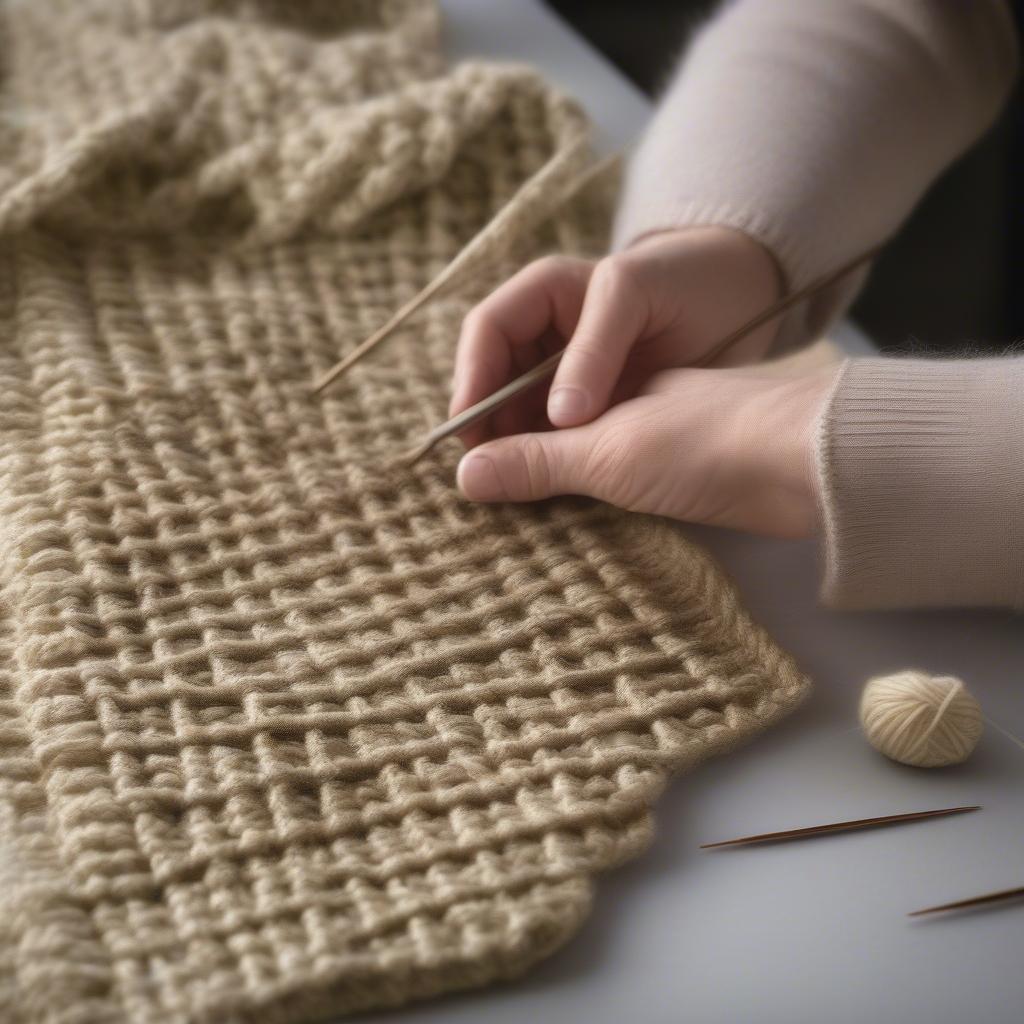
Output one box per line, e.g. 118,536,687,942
0,2,808,1021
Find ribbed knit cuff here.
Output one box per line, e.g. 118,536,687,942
815,357,1024,610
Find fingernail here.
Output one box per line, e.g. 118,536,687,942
457,452,504,501
549,386,588,423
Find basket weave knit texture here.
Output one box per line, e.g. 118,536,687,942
0,2,809,1021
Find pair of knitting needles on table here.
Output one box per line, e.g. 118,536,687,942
701,804,1024,917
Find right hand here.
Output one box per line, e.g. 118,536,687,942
448,225,783,446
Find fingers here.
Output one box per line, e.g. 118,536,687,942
456,425,599,503
455,362,829,538
449,256,593,444
547,256,649,428
451,227,784,447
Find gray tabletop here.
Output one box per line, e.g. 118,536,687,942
356,4,1024,1022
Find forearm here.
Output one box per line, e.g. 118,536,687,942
816,357,1024,610
613,0,1018,347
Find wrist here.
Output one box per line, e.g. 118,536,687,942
744,367,838,538
785,367,838,536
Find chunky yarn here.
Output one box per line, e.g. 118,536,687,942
859,671,983,768
0,2,809,1021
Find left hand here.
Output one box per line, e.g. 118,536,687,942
456,364,837,539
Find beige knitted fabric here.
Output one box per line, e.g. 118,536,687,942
0,3,809,1021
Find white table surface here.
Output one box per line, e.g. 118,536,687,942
358,4,1024,1022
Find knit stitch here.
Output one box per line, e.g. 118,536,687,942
0,3,808,1021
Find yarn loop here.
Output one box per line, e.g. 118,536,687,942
859,670,983,767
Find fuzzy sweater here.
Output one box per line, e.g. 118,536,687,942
614,0,1021,609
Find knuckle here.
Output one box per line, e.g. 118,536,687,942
592,254,638,294
462,299,493,331
518,435,554,498
461,304,490,336
566,335,615,374
536,254,574,275
532,258,581,282
582,431,637,506
533,254,591,285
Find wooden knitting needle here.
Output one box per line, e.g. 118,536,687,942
908,885,1024,918
312,148,620,395
700,804,980,849
403,347,564,464
402,241,882,465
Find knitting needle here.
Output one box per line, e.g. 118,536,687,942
402,348,563,464
908,885,1024,918
402,241,882,465
312,147,620,395
699,804,980,849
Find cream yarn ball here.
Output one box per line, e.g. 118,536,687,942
859,670,983,768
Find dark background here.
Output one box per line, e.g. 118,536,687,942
546,0,1024,353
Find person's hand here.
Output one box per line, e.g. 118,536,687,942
455,364,836,538
449,225,783,446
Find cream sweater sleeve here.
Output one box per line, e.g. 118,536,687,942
612,0,1018,350
817,357,1024,610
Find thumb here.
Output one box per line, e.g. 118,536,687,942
457,428,598,503
547,256,647,428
